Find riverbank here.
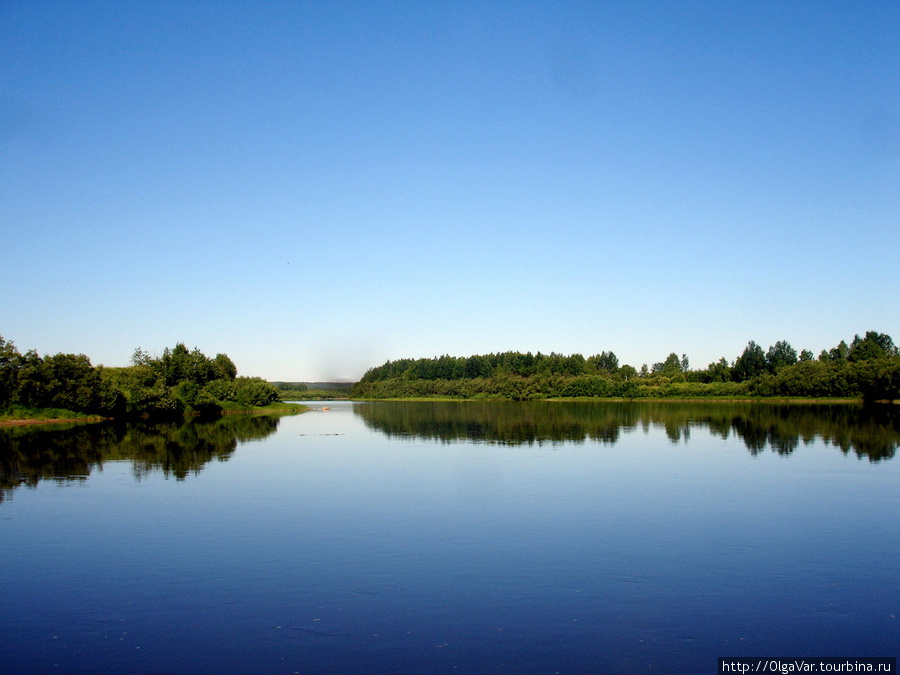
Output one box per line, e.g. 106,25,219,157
0,406,108,428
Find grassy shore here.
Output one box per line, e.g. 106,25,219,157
0,406,109,427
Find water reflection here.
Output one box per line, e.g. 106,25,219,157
355,400,900,461
0,415,281,502
4,402,897,504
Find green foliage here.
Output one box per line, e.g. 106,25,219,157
115,343,272,415
357,351,620,387
825,340,850,362
1,334,276,420
3,346,124,416
750,360,855,398
848,331,897,362
201,379,238,403
748,357,900,401
765,340,797,373
276,388,313,399
4,329,899,415
652,352,686,378
273,381,308,393
270,381,352,400
732,341,767,382
619,364,638,380
352,370,747,400
275,388,349,401
213,353,238,380
354,332,899,402
232,377,280,406
36,353,110,413
848,358,900,403
156,343,222,387
587,351,620,373
703,357,732,383
0,336,21,408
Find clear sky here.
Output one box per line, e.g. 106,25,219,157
2,1,898,381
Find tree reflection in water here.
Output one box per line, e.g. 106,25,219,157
355,400,900,462
3,402,897,504
0,415,281,502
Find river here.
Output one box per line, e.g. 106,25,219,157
1,401,898,673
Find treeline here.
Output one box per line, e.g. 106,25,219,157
271,381,353,400
351,331,900,402
0,336,282,419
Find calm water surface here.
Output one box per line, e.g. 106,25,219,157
1,401,898,674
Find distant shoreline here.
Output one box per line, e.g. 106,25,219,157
4,398,895,428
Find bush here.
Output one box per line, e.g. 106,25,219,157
202,379,238,403
233,377,280,406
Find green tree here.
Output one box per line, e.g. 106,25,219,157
705,357,732,383
588,351,619,373
619,364,637,380
652,353,684,376
765,340,797,373
0,335,21,408
464,355,490,379
158,343,192,387
563,353,586,376
827,340,850,362
131,347,153,366
849,331,897,362
233,377,280,406
213,353,238,380
13,350,46,408
733,341,767,382
852,358,900,402
202,379,238,403
14,352,117,414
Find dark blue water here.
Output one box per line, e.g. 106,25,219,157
1,401,898,674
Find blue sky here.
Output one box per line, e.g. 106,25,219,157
2,1,898,381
